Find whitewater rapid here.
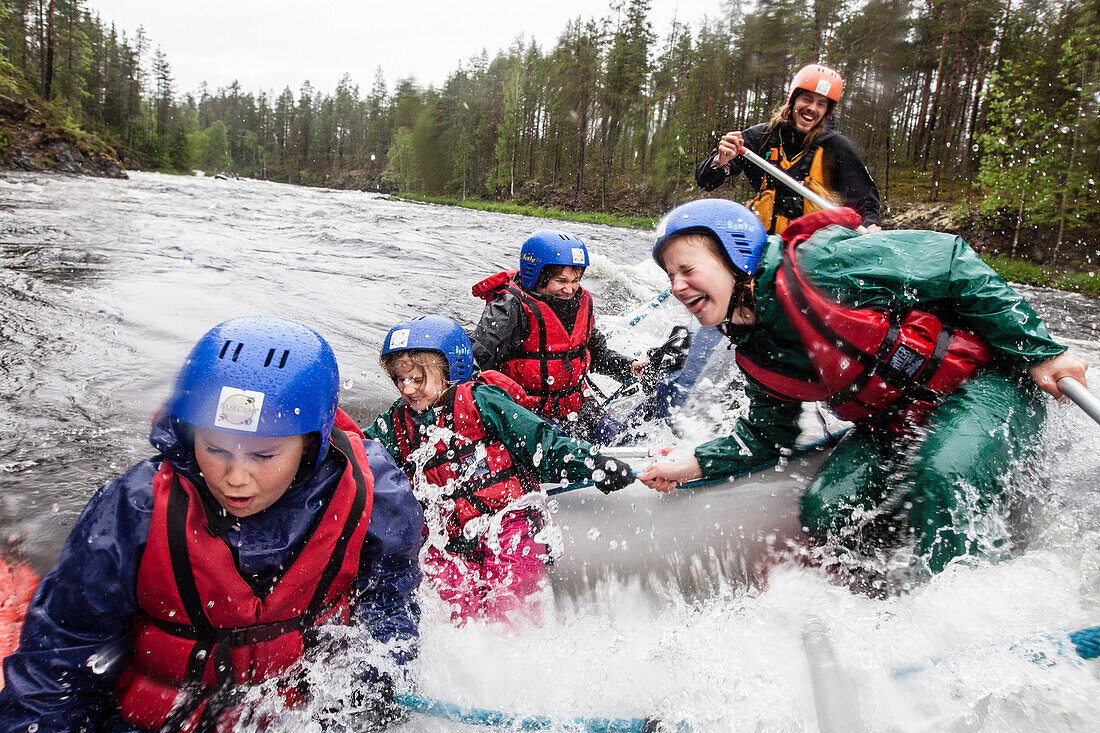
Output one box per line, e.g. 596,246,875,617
1,171,1099,731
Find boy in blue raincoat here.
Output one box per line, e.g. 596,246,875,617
0,317,424,731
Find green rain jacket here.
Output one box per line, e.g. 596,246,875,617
695,226,1066,480
367,379,596,485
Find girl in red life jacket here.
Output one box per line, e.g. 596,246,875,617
470,230,647,440
0,317,424,733
366,315,634,626
637,199,1089,581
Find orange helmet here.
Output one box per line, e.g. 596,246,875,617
788,64,843,106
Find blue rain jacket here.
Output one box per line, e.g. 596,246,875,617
0,411,424,732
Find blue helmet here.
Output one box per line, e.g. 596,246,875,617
168,317,339,464
652,199,768,277
381,315,474,384
519,230,590,290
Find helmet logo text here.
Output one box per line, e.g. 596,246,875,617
214,386,266,432
389,328,410,349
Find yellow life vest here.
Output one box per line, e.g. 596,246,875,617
748,136,838,235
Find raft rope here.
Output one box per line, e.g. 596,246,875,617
891,625,1100,680
395,692,687,732
1071,625,1100,659
398,627,1099,731
605,288,673,341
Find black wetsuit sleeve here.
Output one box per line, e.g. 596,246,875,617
470,294,528,371
695,124,769,192
828,134,881,227
588,329,633,382
695,151,728,191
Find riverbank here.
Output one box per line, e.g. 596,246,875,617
390,192,1100,296
390,192,657,229
0,95,126,179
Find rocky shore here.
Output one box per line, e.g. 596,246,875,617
0,95,126,179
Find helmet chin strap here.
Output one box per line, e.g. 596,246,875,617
725,292,738,324
720,275,756,347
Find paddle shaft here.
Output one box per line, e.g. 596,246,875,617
738,147,868,234
605,288,673,340
1057,376,1100,426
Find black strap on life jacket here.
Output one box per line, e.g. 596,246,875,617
755,129,830,230
504,283,591,413
735,333,820,401
433,387,527,513
394,393,511,516
780,248,954,413
158,430,367,726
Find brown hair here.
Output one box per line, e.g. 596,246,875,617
761,89,833,155
380,349,451,388
535,264,586,290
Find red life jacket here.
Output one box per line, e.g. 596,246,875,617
472,270,593,420
735,208,995,432
391,371,538,538
114,412,374,732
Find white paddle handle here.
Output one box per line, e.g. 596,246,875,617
1058,377,1100,426
739,147,868,234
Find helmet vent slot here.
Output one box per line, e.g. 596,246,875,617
264,348,290,369
218,340,244,361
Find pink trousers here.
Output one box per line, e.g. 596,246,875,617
423,512,550,626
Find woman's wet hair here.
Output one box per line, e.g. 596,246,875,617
535,264,585,290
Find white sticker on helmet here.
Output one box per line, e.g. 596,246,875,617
815,80,831,96
214,386,265,432
389,328,410,349
571,247,586,264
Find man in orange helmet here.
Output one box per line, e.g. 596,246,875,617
696,63,882,235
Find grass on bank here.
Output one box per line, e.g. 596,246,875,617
391,192,1099,297
984,255,1100,296
389,192,657,229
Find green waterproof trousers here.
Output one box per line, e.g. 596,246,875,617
799,370,1048,574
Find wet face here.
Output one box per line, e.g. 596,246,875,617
193,428,306,518
660,234,738,328
536,266,584,299
391,360,446,412
791,90,831,134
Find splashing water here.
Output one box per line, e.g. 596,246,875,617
1,172,1099,731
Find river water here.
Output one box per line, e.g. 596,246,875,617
1,171,1099,731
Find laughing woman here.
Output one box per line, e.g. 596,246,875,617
638,199,1088,582
696,63,882,235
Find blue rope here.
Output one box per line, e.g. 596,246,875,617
1069,625,1100,660
625,288,672,329
395,692,686,732
893,624,1100,679
400,627,1100,729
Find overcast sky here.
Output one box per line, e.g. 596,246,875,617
87,1,729,98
